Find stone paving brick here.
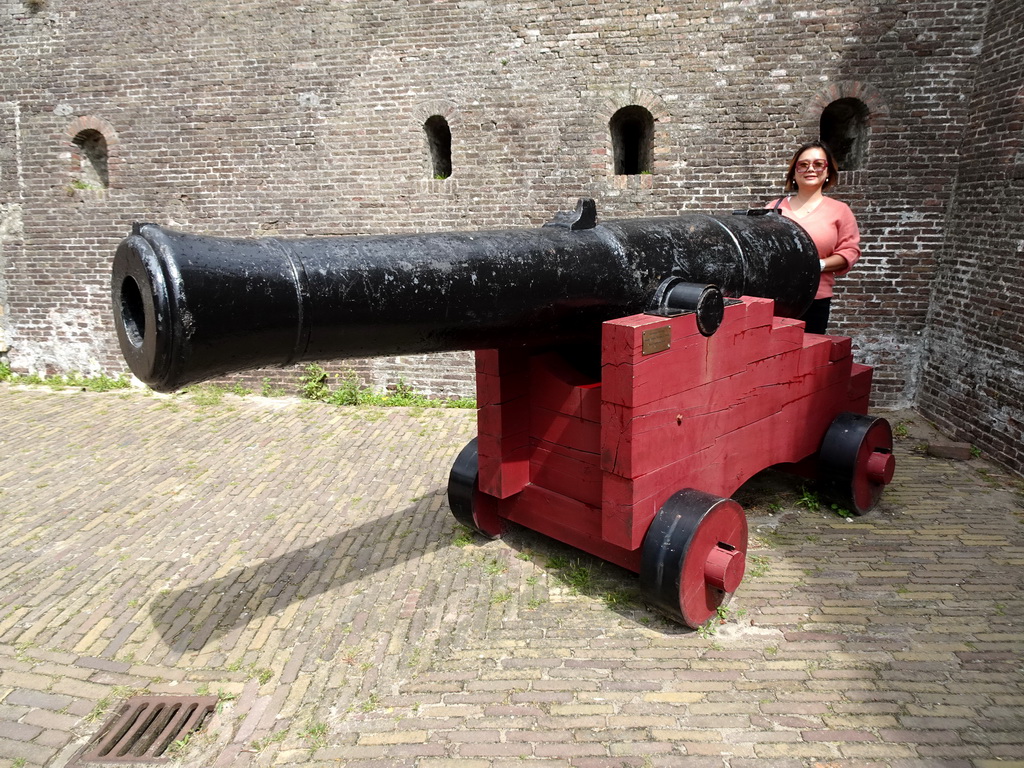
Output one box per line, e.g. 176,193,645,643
0,735,53,764
1,390,1023,767
0,720,42,740
3,690,74,711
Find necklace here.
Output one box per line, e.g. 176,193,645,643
789,195,824,219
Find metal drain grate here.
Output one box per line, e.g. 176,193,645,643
72,695,218,764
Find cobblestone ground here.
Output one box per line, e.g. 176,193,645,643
0,385,1022,768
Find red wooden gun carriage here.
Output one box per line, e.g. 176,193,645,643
111,198,894,627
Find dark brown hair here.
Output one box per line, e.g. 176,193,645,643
784,140,839,193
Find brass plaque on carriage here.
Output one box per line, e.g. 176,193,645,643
642,326,671,355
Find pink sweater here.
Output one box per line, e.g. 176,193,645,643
769,196,861,299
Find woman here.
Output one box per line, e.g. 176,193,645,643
769,140,861,334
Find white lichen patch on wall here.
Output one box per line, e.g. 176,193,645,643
0,203,22,357
8,287,111,377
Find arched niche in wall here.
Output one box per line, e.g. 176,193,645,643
804,82,888,173
416,101,458,181
424,115,452,180
610,105,655,175
820,98,870,171
596,88,669,181
72,129,108,188
66,116,119,194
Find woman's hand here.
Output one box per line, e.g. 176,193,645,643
819,255,850,274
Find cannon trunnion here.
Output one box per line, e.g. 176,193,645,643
110,200,894,628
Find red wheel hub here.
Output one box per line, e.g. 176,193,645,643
705,545,746,593
819,413,896,516
866,450,895,484
851,420,895,513
678,498,748,627
640,489,750,629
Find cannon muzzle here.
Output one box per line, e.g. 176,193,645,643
111,199,818,392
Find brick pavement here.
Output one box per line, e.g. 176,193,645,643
0,384,1022,768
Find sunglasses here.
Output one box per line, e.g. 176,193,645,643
795,160,828,172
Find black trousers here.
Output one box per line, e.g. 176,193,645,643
801,297,832,335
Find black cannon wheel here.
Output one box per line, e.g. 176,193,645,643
639,489,748,629
818,413,895,515
447,438,502,539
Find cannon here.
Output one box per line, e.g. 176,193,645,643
111,198,895,628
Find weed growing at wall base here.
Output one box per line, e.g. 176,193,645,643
0,363,474,410
0,364,131,392
299,364,475,408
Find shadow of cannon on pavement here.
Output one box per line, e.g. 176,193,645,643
147,490,449,657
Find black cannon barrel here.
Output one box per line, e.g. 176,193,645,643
111,199,818,392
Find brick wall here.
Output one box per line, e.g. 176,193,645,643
0,99,23,365
1,0,1020,471
917,0,1024,473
